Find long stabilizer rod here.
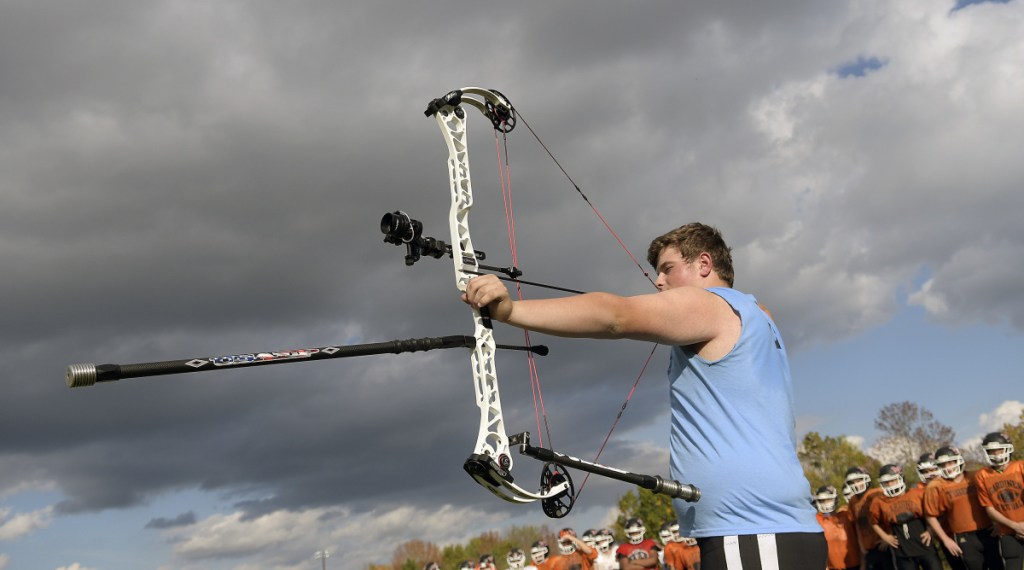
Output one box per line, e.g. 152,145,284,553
67,335,548,388
512,432,701,502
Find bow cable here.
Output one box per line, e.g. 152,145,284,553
492,108,661,501
492,130,554,452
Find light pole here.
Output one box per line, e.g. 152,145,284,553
314,549,330,570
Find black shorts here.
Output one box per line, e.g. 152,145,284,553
697,532,827,570
1000,534,1024,570
954,528,1003,570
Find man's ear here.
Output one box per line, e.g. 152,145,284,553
697,251,714,278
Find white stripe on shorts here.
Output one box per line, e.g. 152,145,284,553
724,535,742,569
757,533,780,570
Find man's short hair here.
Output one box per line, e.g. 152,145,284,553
647,223,734,287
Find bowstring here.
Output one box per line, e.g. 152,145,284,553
512,109,661,501
493,129,554,450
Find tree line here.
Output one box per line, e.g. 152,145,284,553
369,402,1024,570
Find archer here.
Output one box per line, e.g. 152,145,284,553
464,222,828,570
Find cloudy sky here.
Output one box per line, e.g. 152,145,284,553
2,0,1023,568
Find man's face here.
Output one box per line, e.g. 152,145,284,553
654,247,703,291
917,463,939,482
938,458,963,480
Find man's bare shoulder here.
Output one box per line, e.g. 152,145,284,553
616,286,739,349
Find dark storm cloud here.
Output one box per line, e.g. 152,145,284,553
2,2,1024,567
145,511,196,529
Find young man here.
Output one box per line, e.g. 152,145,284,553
974,432,1024,570
507,548,528,570
593,529,619,570
549,528,598,570
923,445,1002,570
917,453,940,486
530,540,555,570
662,521,701,570
814,485,861,570
464,223,826,569
870,464,942,570
616,518,661,570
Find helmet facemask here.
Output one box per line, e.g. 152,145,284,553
624,519,645,545
916,459,939,483
530,542,549,564
983,439,1014,469
596,530,614,553
844,471,870,495
813,487,838,514
506,549,525,570
879,473,906,497
935,450,965,480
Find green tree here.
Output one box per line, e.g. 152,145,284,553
1000,409,1024,457
383,525,555,570
798,431,879,492
613,487,675,543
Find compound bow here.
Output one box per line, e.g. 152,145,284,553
383,87,699,518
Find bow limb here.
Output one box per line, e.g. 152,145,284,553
428,88,571,507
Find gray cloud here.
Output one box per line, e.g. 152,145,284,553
145,511,196,530
2,0,1023,567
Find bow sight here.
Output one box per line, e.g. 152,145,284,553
381,210,517,275
380,210,467,266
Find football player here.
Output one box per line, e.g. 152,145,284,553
845,466,890,570
814,485,861,570
916,452,940,485
593,528,618,570
616,518,661,570
870,464,941,570
549,528,597,570
530,539,554,570
974,432,1024,570
507,548,527,570
924,445,1002,570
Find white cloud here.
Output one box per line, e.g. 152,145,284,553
979,400,1024,432
0,553,9,570
55,564,97,570
844,435,866,451
0,480,56,501
162,502,506,568
866,435,926,466
0,506,53,541
907,278,949,316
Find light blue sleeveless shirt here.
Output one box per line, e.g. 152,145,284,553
669,287,820,537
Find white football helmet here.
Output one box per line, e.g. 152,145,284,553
668,522,681,543
558,528,577,555
658,522,674,546
596,528,614,553
581,529,597,550
530,540,549,565
982,432,1014,469
935,445,965,480
878,464,907,498
916,452,939,483
844,466,871,495
812,485,838,514
506,548,525,570
841,482,855,503
625,518,646,545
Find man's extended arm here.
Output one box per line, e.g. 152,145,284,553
463,274,734,347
